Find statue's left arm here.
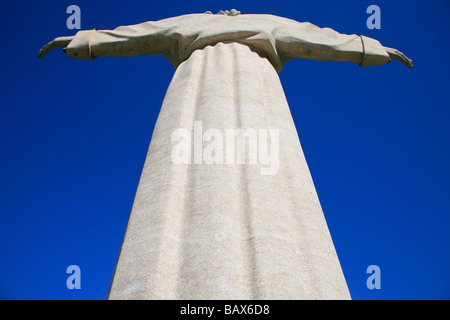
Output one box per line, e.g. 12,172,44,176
274,19,412,68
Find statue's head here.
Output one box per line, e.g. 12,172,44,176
203,9,241,16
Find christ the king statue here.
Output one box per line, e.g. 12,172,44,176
39,9,412,300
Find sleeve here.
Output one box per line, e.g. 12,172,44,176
65,19,176,61
274,20,391,68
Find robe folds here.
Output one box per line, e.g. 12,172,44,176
64,13,392,299
66,13,391,71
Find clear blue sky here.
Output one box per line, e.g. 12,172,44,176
0,0,449,300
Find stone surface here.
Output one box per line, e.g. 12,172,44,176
64,13,393,71
38,11,413,300
107,42,350,299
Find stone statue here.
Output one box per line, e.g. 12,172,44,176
39,11,412,300
38,10,412,69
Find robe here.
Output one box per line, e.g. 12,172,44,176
65,13,392,299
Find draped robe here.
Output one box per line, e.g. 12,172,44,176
66,13,392,299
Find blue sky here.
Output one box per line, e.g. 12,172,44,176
0,0,449,300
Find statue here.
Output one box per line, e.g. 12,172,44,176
39,10,412,300
38,9,412,69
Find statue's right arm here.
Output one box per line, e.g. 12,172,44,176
38,18,177,61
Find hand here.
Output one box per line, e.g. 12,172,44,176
383,46,413,68
37,36,75,58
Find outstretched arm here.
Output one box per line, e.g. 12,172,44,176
274,19,413,68
37,17,181,64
